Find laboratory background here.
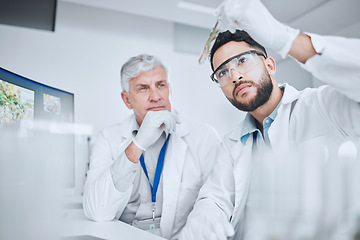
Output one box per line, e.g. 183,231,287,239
0,0,360,239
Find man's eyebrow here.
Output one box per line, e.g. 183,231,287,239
134,83,148,88
215,63,228,73
156,80,167,84
217,64,227,70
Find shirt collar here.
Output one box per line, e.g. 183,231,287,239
240,92,283,145
240,113,258,144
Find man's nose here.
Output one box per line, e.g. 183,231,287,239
230,68,243,84
149,88,161,101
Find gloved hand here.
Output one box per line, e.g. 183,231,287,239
179,209,234,240
215,0,300,58
133,110,179,151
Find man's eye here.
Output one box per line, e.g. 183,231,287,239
218,69,228,78
237,56,248,65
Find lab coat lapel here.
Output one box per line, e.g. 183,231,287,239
231,135,253,229
269,84,300,153
269,105,291,152
160,122,188,239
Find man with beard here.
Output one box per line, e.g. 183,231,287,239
179,0,360,239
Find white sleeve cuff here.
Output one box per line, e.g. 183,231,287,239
305,32,325,54
132,139,146,151
110,153,139,192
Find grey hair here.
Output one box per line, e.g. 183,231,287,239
120,54,168,92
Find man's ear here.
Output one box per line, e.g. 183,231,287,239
265,56,276,75
121,91,132,110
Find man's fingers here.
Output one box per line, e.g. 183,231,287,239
145,110,180,134
162,116,176,133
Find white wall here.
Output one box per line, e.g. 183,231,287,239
0,1,244,138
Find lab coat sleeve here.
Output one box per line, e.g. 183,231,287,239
179,143,235,239
299,33,360,138
198,125,223,180
301,33,360,102
195,143,235,218
83,130,139,222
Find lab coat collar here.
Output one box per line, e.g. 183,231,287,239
228,120,245,142
171,109,190,138
280,83,301,104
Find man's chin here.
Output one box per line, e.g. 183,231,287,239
228,97,258,112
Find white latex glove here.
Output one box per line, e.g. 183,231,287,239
179,211,234,240
215,0,300,58
133,110,179,151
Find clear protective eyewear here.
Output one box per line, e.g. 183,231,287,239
210,50,267,87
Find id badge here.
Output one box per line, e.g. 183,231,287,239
132,217,161,231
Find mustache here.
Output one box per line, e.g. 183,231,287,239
232,80,254,97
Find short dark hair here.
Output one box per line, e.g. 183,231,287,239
209,30,267,71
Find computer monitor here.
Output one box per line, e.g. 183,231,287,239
0,67,75,188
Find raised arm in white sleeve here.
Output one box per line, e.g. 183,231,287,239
289,32,360,139
298,32,360,102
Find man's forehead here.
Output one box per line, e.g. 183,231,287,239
129,78,168,88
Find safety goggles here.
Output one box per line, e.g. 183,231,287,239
210,50,266,87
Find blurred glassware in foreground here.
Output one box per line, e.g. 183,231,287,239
244,138,360,240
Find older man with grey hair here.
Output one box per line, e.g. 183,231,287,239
83,54,225,239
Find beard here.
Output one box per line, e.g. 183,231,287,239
227,71,273,112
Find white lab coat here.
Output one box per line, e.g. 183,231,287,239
182,33,360,239
83,111,221,239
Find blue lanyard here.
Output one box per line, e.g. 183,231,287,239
139,134,170,203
